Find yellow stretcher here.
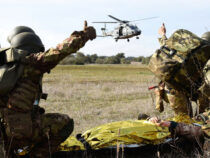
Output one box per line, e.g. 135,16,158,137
59,114,196,151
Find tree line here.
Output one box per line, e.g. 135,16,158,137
59,52,151,65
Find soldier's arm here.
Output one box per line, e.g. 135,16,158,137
24,21,96,73
158,23,167,46
173,122,203,139
157,120,204,140
158,35,167,46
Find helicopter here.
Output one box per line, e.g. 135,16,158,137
93,15,158,42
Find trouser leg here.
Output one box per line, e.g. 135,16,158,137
198,95,209,113
29,113,74,158
155,88,164,112
167,92,190,115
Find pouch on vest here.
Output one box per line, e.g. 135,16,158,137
0,48,27,96
149,29,210,100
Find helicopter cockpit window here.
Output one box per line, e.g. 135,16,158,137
130,25,137,29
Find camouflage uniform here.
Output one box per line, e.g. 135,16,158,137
151,30,210,115
153,35,191,115
0,26,96,157
154,82,190,115
198,60,210,113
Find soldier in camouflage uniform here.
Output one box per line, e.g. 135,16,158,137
152,24,210,116
153,24,191,116
0,22,96,157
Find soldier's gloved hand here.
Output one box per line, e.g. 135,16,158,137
71,21,96,41
83,20,96,40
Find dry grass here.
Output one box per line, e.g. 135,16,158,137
41,64,175,135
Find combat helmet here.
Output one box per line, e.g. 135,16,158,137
201,32,210,42
7,26,35,43
8,26,45,54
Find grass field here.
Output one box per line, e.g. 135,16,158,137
40,64,174,135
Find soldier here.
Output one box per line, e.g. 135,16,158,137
151,23,210,116
0,22,96,157
152,24,192,116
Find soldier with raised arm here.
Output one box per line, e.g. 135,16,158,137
152,23,191,116
0,21,96,157
151,23,210,116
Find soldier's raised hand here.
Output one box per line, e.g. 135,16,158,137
83,20,96,40
71,21,96,41
158,23,166,36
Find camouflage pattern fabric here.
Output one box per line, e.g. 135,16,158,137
150,29,210,117
198,60,210,112
165,29,201,53
154,82,168,112
154,84,189,115
166,88,189,115
154,88,165,112
28,113,74,158
149,29,210,100
0,26,96,157
2,111,73,158
158,35,167,46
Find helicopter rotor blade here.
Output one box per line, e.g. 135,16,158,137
130,16,159,22
108,15,125,23
92,22,118,24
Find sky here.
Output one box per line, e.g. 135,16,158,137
0,0,209,57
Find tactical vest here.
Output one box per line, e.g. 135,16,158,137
0,48,27,96
149,29,210,100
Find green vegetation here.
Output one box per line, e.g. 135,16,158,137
59,52,151,65
41,64,173,135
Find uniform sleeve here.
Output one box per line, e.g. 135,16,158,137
173,123,204,140
23,32,89,73
158,35,167,46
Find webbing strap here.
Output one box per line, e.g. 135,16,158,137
76,134,92,150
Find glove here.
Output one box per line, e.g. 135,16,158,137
71,21,96,41
83,20,96,40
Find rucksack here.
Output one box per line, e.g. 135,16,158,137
0,48,27,96
149,29,210,100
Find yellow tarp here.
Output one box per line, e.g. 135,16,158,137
59,114,196,151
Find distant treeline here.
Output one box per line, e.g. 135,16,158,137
59,52,151,65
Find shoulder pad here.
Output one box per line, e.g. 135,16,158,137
0,47,10,53
166,29,203,53
5,48,28,63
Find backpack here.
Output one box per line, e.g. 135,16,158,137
149,29,210,100
0,48,28,96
